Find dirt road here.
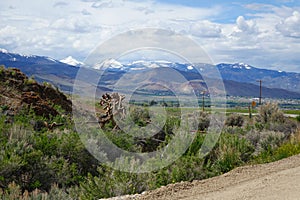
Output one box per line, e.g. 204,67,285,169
108,154,300,200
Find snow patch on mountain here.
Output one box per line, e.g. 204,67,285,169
148,63,160,69
46,57,58,63
93,58,123,70
187,65,194,70
225,63,252,70
0,48,8,53
156,60,173,64
60,56,84,67
0,48,38,59
127,60,164,70
130,60,146,65
239,63,251,70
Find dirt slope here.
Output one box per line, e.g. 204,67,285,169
110,154,300,200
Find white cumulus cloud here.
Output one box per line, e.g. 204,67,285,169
276,11,300,38
189,20,222,38
51,17,93,33
235,16,259,34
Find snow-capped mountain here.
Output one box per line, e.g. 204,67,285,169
93,58,123,70
0,49,299,98
0,48,61,65
97,59,199,72
89,59,299,94
60,56,84,67
219,63,252,70
0,49,79,91
0,48,9,53
216,63,300,93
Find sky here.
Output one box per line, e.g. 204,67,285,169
0,0,300,72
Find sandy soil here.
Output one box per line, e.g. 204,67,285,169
105,154,300,200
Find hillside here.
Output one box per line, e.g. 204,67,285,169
99,68,300,99
216,63,300,93
0,66,71,118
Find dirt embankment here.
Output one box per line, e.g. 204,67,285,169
107,154,300,200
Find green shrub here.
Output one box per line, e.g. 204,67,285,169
246,130,286,155
79,166,152,199
269,119,297,136
0,182,73,200
258,131,285,152
0,121,99,195
296,115,300,122
186,132,205,156
169,156,206,183
255,103,297,136
273,142,300,160
43,81,53,88
225,113,244,127
197,111,210,131
254,140,300,164
129,106,150,127
24,76,37,85
0,105,9,112
0,65,4,74
223,126,246,135
256,102,284,124
211,134,254,173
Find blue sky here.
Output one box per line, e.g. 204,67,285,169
159,0,300,7
159,0,300,23
0,0,300,72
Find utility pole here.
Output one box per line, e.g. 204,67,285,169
201,90,206,112
257,80,262,105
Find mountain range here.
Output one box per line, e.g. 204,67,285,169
100,59,299,94
0,49,299,99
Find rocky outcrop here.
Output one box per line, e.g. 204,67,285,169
0,67,71,118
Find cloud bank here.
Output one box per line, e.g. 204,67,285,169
0,0,300,72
